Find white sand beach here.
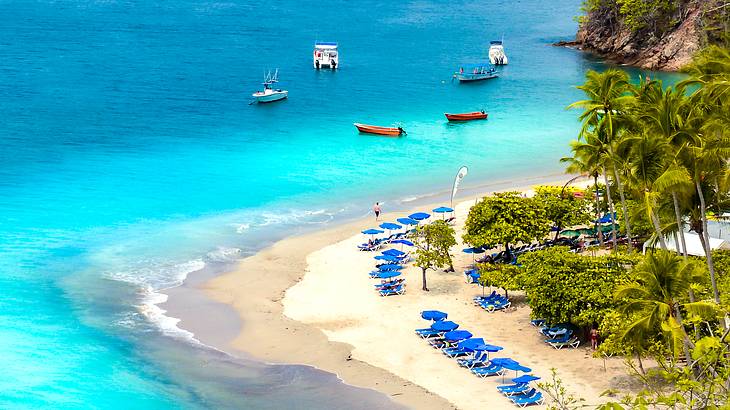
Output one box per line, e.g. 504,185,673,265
205,178,631,409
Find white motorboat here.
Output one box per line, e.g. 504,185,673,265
488,40,508,65
313,42,338,69
252,70,288,103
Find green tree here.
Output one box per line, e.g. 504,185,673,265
614,251,718,365
533,186,592,240
413,220,456,291
570,69,635,252
462,192,551,256
477,263,523,298
520,247,636,327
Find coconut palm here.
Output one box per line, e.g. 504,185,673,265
570,69,635,252
623,132,671,250
563,131,618,250
615,251,718,365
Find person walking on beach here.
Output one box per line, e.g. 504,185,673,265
373,202,381,221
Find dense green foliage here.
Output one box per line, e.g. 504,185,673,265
556,46,730,410
582,0,728,39
533,186,592,235
413,220,456,291
462,192,551,251
520,247,637,327
477,263,522,297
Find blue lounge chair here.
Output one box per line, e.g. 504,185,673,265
530,319,545,327
546,336,580,349
497,382,530,396
510,389,544,407
457,351,489,368
442,338,484,358
471,363,503,378
379,284,405,296
374,279,404,290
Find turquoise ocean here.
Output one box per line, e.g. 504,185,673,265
0,1,684,408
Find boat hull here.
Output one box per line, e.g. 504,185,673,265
252,90,288,103
456,74,498,82
445,112,488,121
354,123,404,136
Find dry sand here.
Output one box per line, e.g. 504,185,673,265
204,177,630,409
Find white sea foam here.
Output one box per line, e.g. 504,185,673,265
105,259,206,343
234,223,250,233
205,246,242,263
138,287,200,343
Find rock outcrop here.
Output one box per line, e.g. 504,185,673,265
560,1,725,71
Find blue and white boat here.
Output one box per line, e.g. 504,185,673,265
489,40,508,65
252,69,288,103
453,64,499,82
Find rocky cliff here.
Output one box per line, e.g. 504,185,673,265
560,1,728,71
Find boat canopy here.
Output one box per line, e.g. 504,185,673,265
490,40,503,45
459,63,495,69
315,42,338,49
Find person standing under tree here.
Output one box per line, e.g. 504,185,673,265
590,327,599,350
373,202,381,221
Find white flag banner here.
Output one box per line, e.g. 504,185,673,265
451,166,468,206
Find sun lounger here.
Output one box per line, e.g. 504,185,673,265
497,382,530,396
510,390,544,407
415,328,443,338
457,351,489,368
471,363,503,378
546,336,580,349
374,279,404,290
479,299,511,312
379,284,405,296
530,319,545,327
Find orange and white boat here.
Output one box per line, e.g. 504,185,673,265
444,111,488,121
354,123,406,136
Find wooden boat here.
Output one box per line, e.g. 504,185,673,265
354,123,406,136
445,111,488,121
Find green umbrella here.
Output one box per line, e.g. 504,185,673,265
559,229,581,238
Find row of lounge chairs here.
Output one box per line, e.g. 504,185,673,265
370,248,410,297
473,291,511,312
415,310,544,407
530,320,580,349
358,232,409,251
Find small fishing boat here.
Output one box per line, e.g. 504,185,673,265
252,69,288,103
488,40,508,65
445,111,488,121
354,123,406,136
453,64,498,82
313,42,339,69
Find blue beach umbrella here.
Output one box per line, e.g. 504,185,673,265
473,343,503,361
397,217,419,226
374,254,400,262
512,375,541,383
391,239,414,246
431,320,459,332
444,330,473,342
409,212,431,221
463,246,485,264
373,270,401,279
432,206,454,220
362,228,384,235
383,249,406,256
458,338,485,350
379,222,402,231
421,310,448,321
377,264,403,271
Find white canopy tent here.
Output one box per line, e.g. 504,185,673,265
643,232,730,256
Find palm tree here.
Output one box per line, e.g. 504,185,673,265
561,138,606,247
615,251,718,366
563,131,618,250
570,69,635,252
623,132,670,250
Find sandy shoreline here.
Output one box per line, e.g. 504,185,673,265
180,174,630,409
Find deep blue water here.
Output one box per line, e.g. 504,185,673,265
0,0,684,408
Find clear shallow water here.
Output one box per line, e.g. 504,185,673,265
0,0,684,408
